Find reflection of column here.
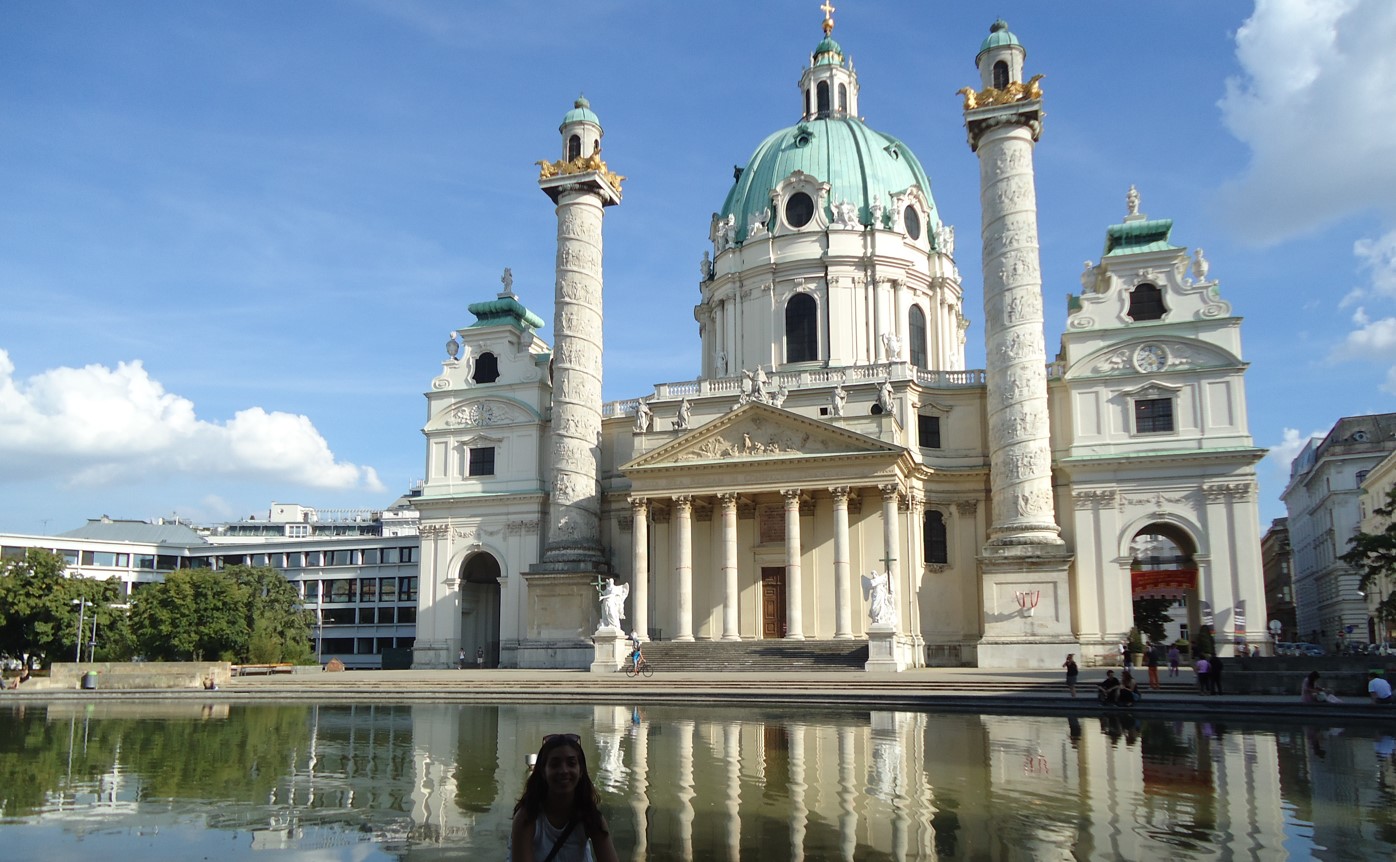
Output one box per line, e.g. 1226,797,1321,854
837,725,857,862
724,721,742,862
632,497,649,641
831,487,853,639
675,496,694,641
881,485,902,627
678,719,696,862
630,716,650,862
788,724,808,861
783,489,805,639
720,493,741,640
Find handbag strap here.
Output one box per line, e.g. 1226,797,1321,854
541,818,579,862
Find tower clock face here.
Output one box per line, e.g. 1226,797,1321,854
1133,344,1168,373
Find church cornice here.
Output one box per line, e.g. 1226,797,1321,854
1056,446,1266,472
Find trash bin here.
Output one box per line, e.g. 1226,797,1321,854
81,671,98,690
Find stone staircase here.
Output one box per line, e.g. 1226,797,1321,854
631,639,869,673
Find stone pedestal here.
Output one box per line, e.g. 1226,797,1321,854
590,627,626,674
864,625,915,672
976,544,1079,667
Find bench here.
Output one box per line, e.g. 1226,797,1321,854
234,663,295,676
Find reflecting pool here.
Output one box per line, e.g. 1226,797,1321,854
2,701,1394,860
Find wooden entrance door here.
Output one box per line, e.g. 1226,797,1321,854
761,567,786,639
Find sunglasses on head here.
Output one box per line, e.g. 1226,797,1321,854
542,733,581,744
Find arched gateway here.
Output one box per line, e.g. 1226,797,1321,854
461,552,501,667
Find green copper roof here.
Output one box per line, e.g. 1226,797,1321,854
976,19,1023,62
813,36,843,65
560,96,599,130
1103,218,1180,257
718,116,940,245
466,295,545,331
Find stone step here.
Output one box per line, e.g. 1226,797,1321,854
629,640,870,673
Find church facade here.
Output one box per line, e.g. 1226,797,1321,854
411,15,1266,669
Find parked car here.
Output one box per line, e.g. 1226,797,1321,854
1276,642,1295,656
1300,644,1326,657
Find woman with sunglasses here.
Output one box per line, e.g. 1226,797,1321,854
510,733,619,862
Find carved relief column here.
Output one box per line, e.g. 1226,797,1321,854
783,489,805,640
880,484,903,626
674,496,694,642
831,487,853,639
631,497,649,641
719,493,741,641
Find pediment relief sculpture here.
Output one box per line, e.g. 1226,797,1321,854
442,399,527,428
1077,340,1236,378
674,424,837,462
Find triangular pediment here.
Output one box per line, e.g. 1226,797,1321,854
623,402,903,472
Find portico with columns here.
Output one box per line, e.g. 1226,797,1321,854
622,402,919,649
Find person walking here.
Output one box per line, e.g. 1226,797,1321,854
1145,645,1161,690
1208,653,1224,696
1167,644,1181,677
1119,640,1131,670
1063,653,1079,698
509,733,620,862
476,646,485,670
458,648,468,670
1194,655,1210,695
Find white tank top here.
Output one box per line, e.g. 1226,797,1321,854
508,816,594,862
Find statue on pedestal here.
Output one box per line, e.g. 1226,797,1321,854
863,570,895,626
598,578,629,630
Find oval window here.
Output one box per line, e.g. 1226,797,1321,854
786,192,815,228
904,206,921,240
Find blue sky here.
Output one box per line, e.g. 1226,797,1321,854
3,0,1395,534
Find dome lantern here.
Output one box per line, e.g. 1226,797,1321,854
975,19,1026,91
800,2,858,120
558,95,602,163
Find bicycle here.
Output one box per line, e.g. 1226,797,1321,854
625,657,654,678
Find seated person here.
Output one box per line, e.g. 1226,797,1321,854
1301,671,1331,704
1096,670,1121,704
1114,671,1141,706
1369,672,1393,705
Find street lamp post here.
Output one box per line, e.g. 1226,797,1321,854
72,598,89,662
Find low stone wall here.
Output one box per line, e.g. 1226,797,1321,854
39,661,233,691
1221,657,1396,697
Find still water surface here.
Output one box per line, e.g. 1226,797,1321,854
1,701,1394,860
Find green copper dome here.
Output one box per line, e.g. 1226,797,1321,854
813,36,843,65
718,116,940,245
976,19,1023,63
559,96,600,130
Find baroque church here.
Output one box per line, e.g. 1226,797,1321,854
411,12,1266,669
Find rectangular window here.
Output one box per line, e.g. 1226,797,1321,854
303,580,321,601
156,554,180,571
285,553,304,569
221,554,246,567
397,606,416,624
399,547,415,564
363,548,380,565
321,637,354,654
469,446,496,476
396,636,415,650
327,579,357,603
322,607,356,625
60,549,79,566
380,577,397,602
399,576,418,601
251,554,269,567
1134,398,1175,434
377,607,396,624
382,547,400,564
918,415,942,449
358,608,378,625
285,524,310,539
329,550,357,566
359,578,377,602
356,637,376,655
135,554,157,570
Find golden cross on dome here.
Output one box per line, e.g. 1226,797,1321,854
821,0,836,35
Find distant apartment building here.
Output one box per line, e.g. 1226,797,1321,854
1260,518,1296,641
1282,413,1396,646
1356,449,1396,646
0,490,426,669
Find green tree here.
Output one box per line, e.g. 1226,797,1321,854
1131,598,1174,643
130,568,251,660
1340,485,1396,636
229,565,314,663
0,550,128,667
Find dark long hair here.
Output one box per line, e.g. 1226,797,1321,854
513,735,607,840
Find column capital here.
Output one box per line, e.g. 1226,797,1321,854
629,496,649,513
673,495,693,513
880,483,901,502
782,488,802,507
829,486,851,503
718,492,738,509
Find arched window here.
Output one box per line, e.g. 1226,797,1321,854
816,81,831,117
1127,284,1166,321
785,293,818,363
838,83,847,114
805,88,813,119
908,305,928,368
924,511,948,565
567,135,581,161
993,61,1009,90
472,352,500,384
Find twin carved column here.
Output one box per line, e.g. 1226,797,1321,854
674,496,694,642
630,497,649,641
783,489,805,640
719,493,741,641
831,487,853,639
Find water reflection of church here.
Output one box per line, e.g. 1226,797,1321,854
412,10,1267,670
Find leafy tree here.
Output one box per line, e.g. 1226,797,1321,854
129,566,312,663
0,550,128,667
1340,485,1396,634
1195,625,1216,658
1131,598,1173,643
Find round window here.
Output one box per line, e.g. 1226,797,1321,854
785,192,815,228
904,206,921,240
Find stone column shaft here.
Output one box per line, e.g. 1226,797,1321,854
720,493,741,640
631,497,649,641
831,487,853,639
881,484,902,627
543,188,607,563
675,497,694,641
970,117,1061,546
783,489,805,639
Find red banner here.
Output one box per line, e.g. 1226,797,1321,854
1132,569,1197,600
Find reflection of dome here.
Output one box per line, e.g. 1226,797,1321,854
718,117,939,244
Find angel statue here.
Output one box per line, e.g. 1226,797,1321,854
862,570,895,626
598,578,630,630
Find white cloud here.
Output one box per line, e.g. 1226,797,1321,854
0,349,383,492
1329,306,1396,361
1218,0,1396,243
1262,427,1324,484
